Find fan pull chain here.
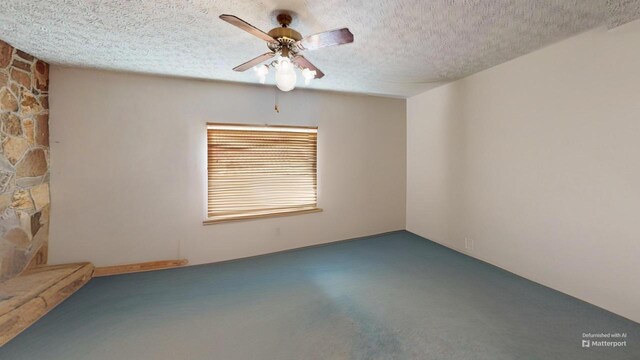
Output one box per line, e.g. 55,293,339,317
274,89,280,113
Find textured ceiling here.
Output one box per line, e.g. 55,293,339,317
0,1,633,97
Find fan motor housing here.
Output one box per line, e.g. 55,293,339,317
268,27,302,42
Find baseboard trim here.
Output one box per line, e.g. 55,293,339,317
93,259,188,277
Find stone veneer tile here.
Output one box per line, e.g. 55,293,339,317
39,95,49,110
2,136,30,165
0,87,18,112
0,40,11,68
16,148,48,178
12,59,32,72
35,61,49,92
15,50,35,62
11,189,35,211
10,68,31,89
35,114,48,146
1,112,23,136
20,91,43,116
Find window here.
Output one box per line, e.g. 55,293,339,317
205,123,320,223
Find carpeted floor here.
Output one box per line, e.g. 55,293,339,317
1,231,638,359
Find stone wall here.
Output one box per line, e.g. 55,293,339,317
0,39,50,281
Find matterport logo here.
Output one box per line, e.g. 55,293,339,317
582,332,627,348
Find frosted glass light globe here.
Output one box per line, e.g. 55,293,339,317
275,57,297,92
301,68,316,85
253,65,269,84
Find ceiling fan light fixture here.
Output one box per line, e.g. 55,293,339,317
220,12,353,92
275,56,297,92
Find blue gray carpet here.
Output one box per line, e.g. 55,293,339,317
1,231,638,359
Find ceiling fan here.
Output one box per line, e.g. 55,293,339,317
220,12,354,91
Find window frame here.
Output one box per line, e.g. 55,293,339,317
203,122,322,225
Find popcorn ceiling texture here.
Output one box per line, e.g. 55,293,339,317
1,1,634,97
0,39,50,281
607,0,640,28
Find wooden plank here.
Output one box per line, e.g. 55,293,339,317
0,297,47,345
39,264,93,308
19,263,85,276
0,263,85,317
0,262,94,347
92,259,188,277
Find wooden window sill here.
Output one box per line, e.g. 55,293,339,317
203,207,323,225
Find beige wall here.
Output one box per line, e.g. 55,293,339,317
407,20,640,322
48,68,406,268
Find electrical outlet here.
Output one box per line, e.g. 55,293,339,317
464,237,474,251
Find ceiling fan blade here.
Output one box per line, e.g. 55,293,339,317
296,28,354,51
292,55,325,79
220,14,276,44
233,52,275,72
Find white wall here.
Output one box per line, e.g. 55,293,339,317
48,68,406,268
407,20,640,323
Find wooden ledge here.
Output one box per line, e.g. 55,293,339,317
93,259,188,277
0,262,94,346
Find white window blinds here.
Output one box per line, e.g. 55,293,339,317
206,123,319,223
